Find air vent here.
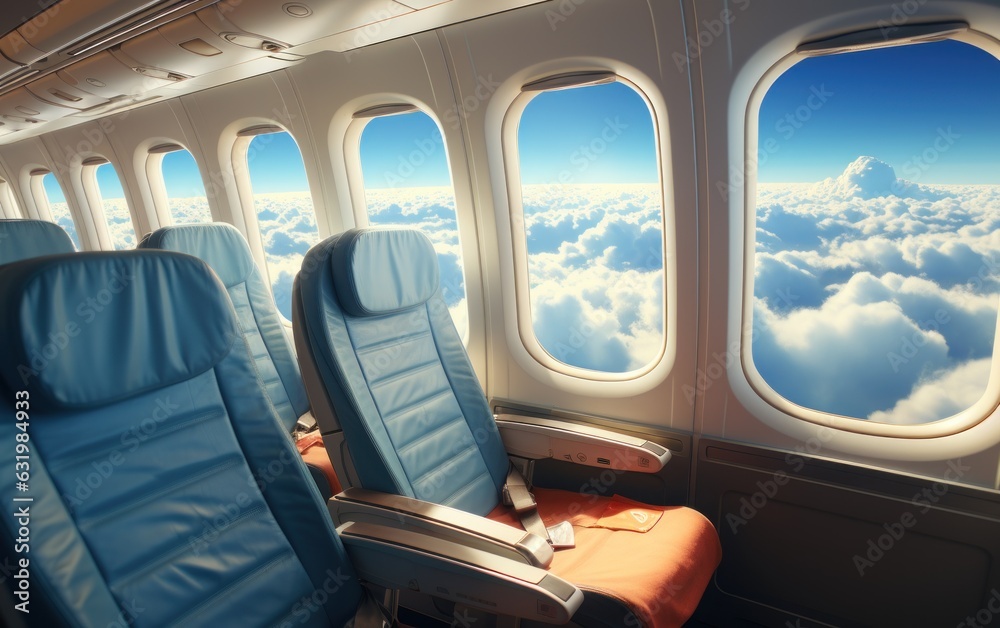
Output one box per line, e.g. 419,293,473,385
132,66,188,82
222,33,288,52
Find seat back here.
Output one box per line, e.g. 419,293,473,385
0,251,362,626
140,223,309,433
0,218,75,264
294,228,509,516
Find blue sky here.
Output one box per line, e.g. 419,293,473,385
42,172,66,204
246,132,310,193
42,165,126,202
518,81,658,185
117,82,661,197
161,149,208,198
759,40,1000,184
96,163,125,199
360,112,451,189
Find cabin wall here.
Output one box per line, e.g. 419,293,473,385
3,1,1000,624
0,0,1000,487
0,0,997,488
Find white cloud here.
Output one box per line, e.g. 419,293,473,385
521,183,665,372
55,156,995,424
754,156,1000,422
752,298,951,418
868,358,992,425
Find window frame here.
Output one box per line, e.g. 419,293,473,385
233,125,321,324
500,73,672,383
0,177,21,218
737,30,1000,439
82,158,136,251
32,169,82,249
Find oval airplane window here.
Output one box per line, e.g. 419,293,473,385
509,78,666,376
745,38,1000,429
244,130,320,320
357,109,469,341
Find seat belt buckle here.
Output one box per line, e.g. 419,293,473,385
546,521,575,549
293,412,318,439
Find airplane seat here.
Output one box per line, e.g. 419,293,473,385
293,227,723,627
0,251,364,626
139,223,341,498
0,218,75,264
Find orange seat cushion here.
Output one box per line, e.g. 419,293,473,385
487,487,721,627
296,431,343,495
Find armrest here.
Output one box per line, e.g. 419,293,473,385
338,521,582,624
495,413,671,473
330,488,553,568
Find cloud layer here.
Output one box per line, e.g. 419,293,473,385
521,183,665,372
754,156,1000,423
62,155,995,425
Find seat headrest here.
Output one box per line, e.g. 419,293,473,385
0,219,75,264
140,223,255,287
0,251,238,411
331,228,440,317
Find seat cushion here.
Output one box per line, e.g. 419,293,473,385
487,488,722,628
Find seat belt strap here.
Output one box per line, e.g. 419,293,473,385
503,464,551,543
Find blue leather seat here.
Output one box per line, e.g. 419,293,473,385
139,224,308,432
294,227,721,627
0,219,75,264
139,223,340,498
0,251,363,626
